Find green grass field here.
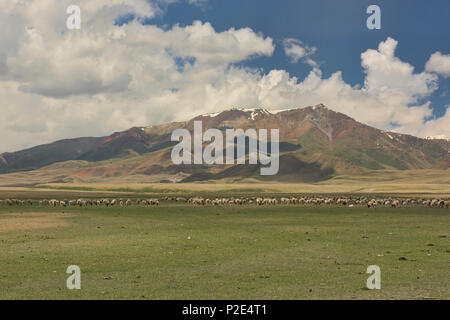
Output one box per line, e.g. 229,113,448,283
0,202,448,299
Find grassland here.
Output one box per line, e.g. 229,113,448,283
0,157,449,195
0,199,448,299
7,168,449,198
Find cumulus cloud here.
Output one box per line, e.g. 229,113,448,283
282,38,317,66
0,1,448,153
425,51,450,78
0,0,274,151
362,38,437,98
184,37,445,139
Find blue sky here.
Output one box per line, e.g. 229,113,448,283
152,0,450,117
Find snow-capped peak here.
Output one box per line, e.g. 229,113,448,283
201,105,327,119
204,111,221,117
426,135,450,141
244,108,272,120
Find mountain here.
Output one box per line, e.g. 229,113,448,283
0,104,449,183
0,137,104,174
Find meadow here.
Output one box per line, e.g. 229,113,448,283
0,194,448,299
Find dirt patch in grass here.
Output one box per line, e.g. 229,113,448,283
0,212,73,233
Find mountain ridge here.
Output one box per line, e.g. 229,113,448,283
1,104,449,182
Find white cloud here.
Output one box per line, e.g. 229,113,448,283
0,1,448,153
282,38,317,66
201,37,443,139
362,38,437,98
425,51,450,78
0,0,274,151
186,0,208,7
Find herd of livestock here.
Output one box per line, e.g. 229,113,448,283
0,195,449,208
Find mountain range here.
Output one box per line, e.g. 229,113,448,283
0,104,449,184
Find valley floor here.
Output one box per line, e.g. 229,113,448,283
0,203,448,299
0,166,449,194
1,168,449,196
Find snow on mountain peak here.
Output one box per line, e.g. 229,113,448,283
426,135,449,141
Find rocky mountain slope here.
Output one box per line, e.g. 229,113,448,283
0,104,449,183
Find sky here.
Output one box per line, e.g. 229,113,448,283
0,0,449,153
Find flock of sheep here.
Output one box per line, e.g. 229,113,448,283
184,196,449,208
0,196,449,208
0,198,158,207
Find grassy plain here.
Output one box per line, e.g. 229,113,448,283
0,198,448,300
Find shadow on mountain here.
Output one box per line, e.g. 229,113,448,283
220,138,301,156
181,153,334,183
78,131,178,162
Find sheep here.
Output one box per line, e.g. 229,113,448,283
262,198,277,205
423,200,431,207
49,199,59,207
189,197,205,205
147,199,159,206
367,199,377,208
